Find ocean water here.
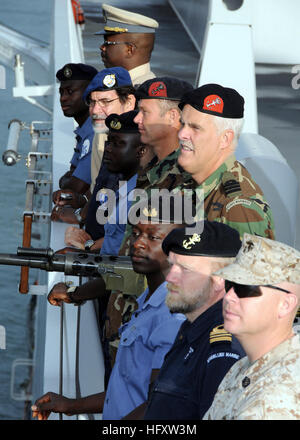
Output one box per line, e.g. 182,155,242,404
0,0,51,420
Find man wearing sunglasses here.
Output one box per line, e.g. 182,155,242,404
204,233,300,420
96,4,158,87
143,221,245,420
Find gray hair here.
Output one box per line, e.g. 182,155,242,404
212,115,244,148
157,99,181,117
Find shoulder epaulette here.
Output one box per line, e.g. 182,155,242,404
210,324,232,344
221,171,242,198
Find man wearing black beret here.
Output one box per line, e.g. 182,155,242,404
177,83,275,240
143,220,245,420
54,63,98,195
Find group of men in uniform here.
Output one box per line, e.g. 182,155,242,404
31,3,300,421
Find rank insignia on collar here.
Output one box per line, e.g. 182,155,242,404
209,325,232,344
182,233,201,250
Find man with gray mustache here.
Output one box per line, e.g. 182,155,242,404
177,83,275,240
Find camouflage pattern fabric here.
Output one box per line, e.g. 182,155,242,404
176,154,275,240
105,153,275,365
118,148,192,256
203,334,300,420
105,148,191,363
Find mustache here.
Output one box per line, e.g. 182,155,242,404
92,114,106,120
167,282,181,293
180,140,194,150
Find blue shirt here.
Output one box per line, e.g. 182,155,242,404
144,299,245,420
85,163,121,240
102,282,186,420
100,174,137,256
71,117,94,184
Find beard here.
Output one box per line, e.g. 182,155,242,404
92,114,109,134
165,279,211,315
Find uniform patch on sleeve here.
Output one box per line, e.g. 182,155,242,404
225,198,252,212
210,325,232,344
79,139,90,159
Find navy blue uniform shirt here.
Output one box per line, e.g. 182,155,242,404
144,299,245,420
85,162,121,240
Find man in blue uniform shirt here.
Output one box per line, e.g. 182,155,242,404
143,220,245,420
31,214,185,420
55,63,97,194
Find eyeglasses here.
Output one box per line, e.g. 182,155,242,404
100,41,136,49
85,97,119,108
224,280,291,298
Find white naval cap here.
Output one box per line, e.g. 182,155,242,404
95,3,159,35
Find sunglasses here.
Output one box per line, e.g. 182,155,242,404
224,280,291,298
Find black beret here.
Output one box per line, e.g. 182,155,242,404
162,221,241,257
105,111,139,133
135,77,193,101
179,83,244,118
56,63,98,81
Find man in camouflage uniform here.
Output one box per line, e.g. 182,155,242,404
204,233,300,420
177,83,275,239
107,82,276,365
105,77,193,361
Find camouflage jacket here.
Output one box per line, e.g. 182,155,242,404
105,154,275,367
118,148,193,255
105,149,192,365
176,154,275,239
203,334,300,420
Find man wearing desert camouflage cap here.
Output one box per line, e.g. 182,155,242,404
203,234,300,420
177,83,275,240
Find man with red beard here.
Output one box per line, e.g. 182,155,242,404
143,220,245,420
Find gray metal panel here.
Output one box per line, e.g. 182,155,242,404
168,0,209,54
236,133,298,247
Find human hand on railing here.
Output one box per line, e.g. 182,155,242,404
50,205,79,224
47,282,72,306
32,392,75,420
64,226,91,250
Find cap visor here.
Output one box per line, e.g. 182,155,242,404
214,263,260,285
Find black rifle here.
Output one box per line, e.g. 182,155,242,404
0,247,145,295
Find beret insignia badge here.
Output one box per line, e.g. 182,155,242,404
142,207,158,218
182,233,201,250
203,94,224,114
148,81,167,98
63,66,72,78
110,119,122,130
103,74,116,88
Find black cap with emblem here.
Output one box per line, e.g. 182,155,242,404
135,77,193,102
162,220,241,257
179,83,244,118
105,110,139,133
56,63,98,81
